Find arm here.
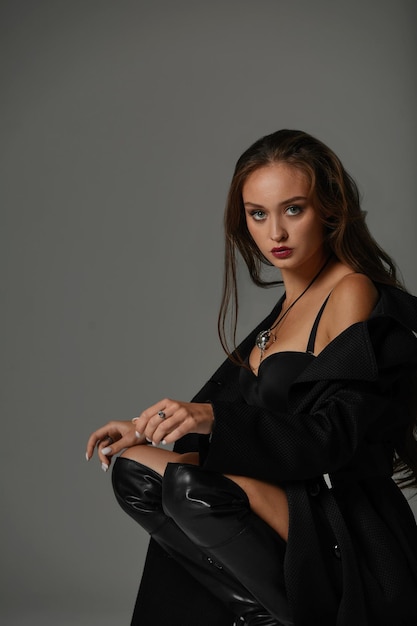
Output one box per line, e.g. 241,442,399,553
203,380,390,482
85,400,214,469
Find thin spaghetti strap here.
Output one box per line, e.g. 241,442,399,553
306,294,332,354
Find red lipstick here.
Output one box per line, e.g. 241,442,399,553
271,247,293,259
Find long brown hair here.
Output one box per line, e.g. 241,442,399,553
218,129,416,488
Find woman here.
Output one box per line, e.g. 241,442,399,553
86,130,417,626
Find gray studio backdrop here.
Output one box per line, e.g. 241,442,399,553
1,1,416,624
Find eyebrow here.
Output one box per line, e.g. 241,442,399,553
243,196,308,209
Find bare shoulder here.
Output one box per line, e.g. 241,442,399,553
324,273,379,341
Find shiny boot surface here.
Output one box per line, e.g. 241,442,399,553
112,457,284,625
162,463,294,626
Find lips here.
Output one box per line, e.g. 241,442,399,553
271,247,293,259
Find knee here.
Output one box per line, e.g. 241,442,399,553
111,457,163,519
162,464,250,544
161,463,193,523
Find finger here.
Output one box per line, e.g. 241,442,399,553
86,426,115,460
95,436,112,470
98,429,143,470
133,398,172,434
159,419,194,446
130,416,154,443
143,412,174,443
146,409,187,446
97,437,118,470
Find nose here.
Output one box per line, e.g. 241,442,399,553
269,215,287,242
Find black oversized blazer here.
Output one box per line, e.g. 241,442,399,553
131,285,417,626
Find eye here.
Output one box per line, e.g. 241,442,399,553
285,205,302,216
249,210,267,221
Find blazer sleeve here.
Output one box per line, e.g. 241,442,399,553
202,379,396,482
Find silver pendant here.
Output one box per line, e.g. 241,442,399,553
256,329,271,352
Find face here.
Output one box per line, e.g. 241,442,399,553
242,163,325,273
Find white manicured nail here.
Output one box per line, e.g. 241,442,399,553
101,462,109,472
135,431,141,438
101,446,111,455
86,452,90,461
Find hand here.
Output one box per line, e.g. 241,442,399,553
132,398,214,447
86,420,146,471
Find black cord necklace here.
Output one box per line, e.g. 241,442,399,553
255,256,331,364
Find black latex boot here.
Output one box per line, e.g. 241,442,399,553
112,457,284,626
162,463,294,626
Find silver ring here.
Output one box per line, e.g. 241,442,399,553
158,410,166,419
105,436,114,444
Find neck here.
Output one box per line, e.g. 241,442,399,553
280,254,332,303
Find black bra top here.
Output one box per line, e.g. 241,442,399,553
240,295,331,411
